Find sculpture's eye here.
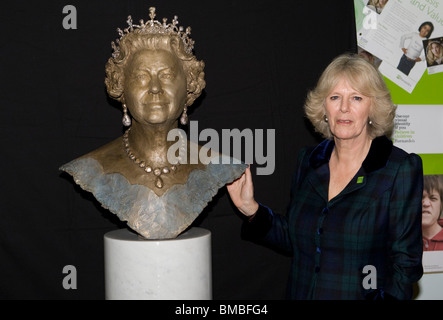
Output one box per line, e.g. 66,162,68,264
159,70,175,80
136,73,149,81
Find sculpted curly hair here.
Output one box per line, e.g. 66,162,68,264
105,30,206,107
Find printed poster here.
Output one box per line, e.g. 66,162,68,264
355,0,443,93
355,0,443,273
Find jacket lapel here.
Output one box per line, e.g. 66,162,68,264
306,136,393,203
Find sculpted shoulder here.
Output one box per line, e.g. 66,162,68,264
79,137,128,173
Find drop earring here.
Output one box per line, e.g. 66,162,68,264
122,104,132,127
180,106,188,125
368,119,373,125
324,115,328,122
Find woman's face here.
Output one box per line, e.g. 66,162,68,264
123,49,187,126
324,77,372,142
431,43,441,56
419,24,432,38
422,189,442,228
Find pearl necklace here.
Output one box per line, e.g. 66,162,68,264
123,128,186,189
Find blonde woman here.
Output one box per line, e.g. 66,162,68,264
426,41,443,66
228,54,423,300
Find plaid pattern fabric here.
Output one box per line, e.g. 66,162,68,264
243,136,423,300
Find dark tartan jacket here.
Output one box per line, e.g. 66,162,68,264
243,135,423,300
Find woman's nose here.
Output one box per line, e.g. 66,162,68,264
340,99,350,113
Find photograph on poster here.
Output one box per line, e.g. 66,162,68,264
422,174,443,273
422,175,443,252
396,21,434,76
356,0,443,92
358,46,383,68
366,0,389,14
424,37,443,74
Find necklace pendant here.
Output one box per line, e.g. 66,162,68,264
153,167,162,176
155,176,164,189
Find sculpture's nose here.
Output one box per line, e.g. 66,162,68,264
148,75,163,94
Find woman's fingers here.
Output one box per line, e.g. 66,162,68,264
226,166,258,216
227,172,245,192
243,166,253,190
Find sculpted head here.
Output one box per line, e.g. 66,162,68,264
104,9,206,125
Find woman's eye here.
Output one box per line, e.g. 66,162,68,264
330,96,339,100
353,96,363,101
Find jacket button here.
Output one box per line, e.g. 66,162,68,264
315,266,320,273
322,207,329,214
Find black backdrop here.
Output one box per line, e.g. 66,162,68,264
0,0,356,299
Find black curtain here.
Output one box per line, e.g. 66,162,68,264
0,0,356,299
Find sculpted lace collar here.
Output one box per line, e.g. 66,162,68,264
60,156,247,239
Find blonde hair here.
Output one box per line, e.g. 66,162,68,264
304,53,396,140
426,41,443,66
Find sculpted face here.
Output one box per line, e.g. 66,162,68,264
324,77,372,142
123,49,187,126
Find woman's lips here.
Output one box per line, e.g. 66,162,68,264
337,119,352,124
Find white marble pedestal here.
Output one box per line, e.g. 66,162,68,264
104,227,212,300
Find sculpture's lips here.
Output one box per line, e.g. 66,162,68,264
145,102,169,109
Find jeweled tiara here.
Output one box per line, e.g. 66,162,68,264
111,7,195,58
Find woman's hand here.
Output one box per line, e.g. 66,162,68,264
227,166,259,217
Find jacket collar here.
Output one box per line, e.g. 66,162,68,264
309,135,393,173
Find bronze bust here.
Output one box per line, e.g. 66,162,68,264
60,8,247,239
